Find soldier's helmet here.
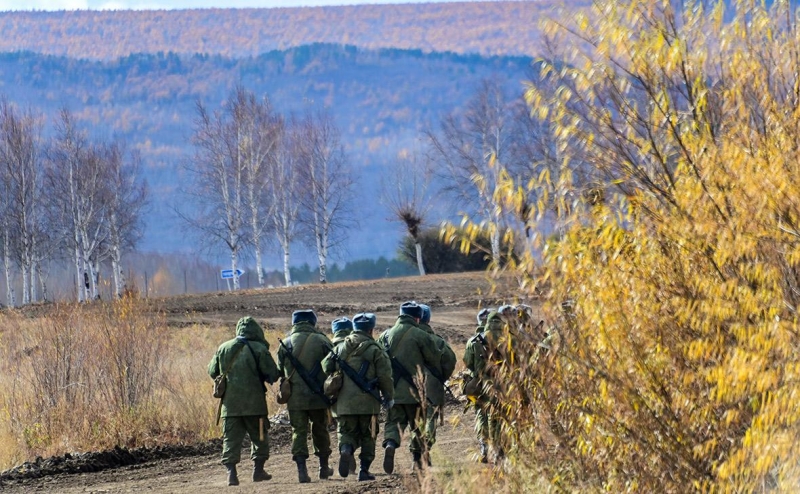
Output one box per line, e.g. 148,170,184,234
477,307,492,324
292,309,317,326
331,317,353,334
419,304,431,324
399,301,423,320
497,304,516,324
353,313,377,332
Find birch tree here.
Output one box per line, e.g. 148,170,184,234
180,100,247,290
0,100,47,304
426,79,521,265
232,88,280,288
104,141,147,298
269,117,301,286
296,112,354,284
0,140,14,307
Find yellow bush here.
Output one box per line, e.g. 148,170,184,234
454,0,800,491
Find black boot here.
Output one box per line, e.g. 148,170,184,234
225,464,239,486
358,460,375,481
294,457,311,483
412,451,423,472
338,444,354,478
479,441,489,464
252,458,271,482
319,455,334,479
383,440,397,474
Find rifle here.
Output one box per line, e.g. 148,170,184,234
329,351,388,406
279,338,334,406
383,342,434,405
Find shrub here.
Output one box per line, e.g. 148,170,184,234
457,0,800,491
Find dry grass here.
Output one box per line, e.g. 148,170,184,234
0,296,283,470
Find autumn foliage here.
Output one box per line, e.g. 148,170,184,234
457,0,800,491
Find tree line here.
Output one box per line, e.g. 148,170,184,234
0,102,147,307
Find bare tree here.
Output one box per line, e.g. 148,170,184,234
231,88,280,288
0,137,14,307
0,100,47,304
296,111,354,284
179,99,247,290
104,141,147,298
381,149,433,275
47,108,109,302
269,117,301,287
426,79,522,265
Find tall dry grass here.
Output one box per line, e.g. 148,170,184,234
0,296,282,470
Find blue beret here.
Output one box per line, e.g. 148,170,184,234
420,304,431,324
477,308,493,324
399,301,423,320
353,313,377,331
331,317,353,333
292,309,317,326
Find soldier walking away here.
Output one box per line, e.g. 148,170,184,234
321,313,394,481
207,316,279,486
277,309,335,483
418,304,457,466
463,309,512,464
378,301,442,473
463,307,494,462
329,316,358,474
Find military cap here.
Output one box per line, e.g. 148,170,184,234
477,308,492,324
420,304,431,324
353,312,377,332
399,301,423,320
292,309,317,326
331,317,353,333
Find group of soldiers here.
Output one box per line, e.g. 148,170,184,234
207,300,524,486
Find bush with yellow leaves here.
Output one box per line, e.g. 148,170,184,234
450,0,800,491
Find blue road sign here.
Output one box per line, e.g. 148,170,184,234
221,268,245,279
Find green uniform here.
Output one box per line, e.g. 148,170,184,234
463,312,509,449
321,330,393,463
418,322,456,448
328,328,352,419
277,322,333,460
208,317,279,465
378,315,442,453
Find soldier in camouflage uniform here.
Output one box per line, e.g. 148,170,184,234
277,309,334,483
208,316,280,486
418,304,457,464
462,308,507,463
321,313,394,481
378,301,442,472
329,316,357,475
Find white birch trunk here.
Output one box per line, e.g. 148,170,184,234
282,240,292,286
21,262,30,305
415,242,426,276
3,229,14,308
36,261,47,302
75,245,85,302
111,252,125,299
230,249,240,291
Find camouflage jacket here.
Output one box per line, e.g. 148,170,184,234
277,322,333,411
418,322,457,406
208,317,280,418
321,331,393,416
377,315,442,405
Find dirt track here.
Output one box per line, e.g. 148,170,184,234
1,272,533,493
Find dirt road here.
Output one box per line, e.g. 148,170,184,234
1,272,530,493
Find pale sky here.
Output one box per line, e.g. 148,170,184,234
0,0,469,10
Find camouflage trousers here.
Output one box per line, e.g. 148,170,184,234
337,414,379,464
424,404,441,449
221,415,270,465
289,408,332,460
475,403,501,444
383,403,424,453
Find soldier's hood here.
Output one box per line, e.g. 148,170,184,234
236,316,267,344
419,322,434,335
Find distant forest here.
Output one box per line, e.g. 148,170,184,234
0,1,589,60
0,45,534,257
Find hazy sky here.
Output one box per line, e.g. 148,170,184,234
0,0,469,10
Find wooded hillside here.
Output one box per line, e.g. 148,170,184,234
0,1,588,60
